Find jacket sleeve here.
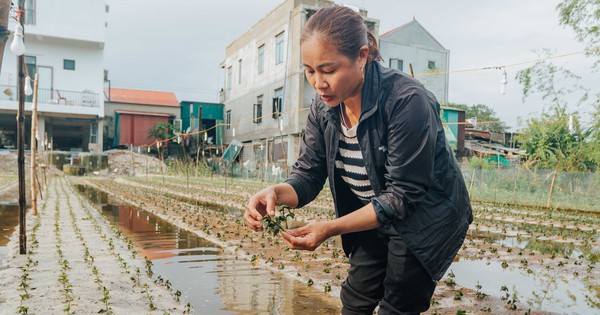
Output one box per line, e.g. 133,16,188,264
284,100,328,208
371,87,437,226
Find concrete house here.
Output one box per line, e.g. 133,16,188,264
0,0,107,152
220,0,379,173
104,88,180,148
379,19,449,105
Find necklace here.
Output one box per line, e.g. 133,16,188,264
340,103,350,129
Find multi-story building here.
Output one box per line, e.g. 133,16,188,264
379,19,450,105
220,0,378,174
0,0,107,152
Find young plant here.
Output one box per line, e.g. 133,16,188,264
261,205,295,235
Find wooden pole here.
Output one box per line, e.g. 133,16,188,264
16,0,26,255
30,73,38,215
547,168,558,209
469,168,476,195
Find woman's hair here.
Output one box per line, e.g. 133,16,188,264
301,6,382,62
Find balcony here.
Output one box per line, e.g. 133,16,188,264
0,85,100,107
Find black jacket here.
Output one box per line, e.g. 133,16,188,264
285,61,472,280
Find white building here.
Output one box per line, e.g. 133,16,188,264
379,19,449,105
221,0,378,173
0,0,107,152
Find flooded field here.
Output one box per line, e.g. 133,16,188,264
76,184,343,314
0,203,19,267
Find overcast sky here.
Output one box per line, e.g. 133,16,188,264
104,0,598,131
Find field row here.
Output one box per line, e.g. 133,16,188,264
84,175,600,313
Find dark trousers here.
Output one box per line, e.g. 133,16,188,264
340,226,437,315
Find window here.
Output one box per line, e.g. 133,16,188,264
428,61,436,69
226,110,231,130
254,95,263,124
275,32,284,65
23,0,36,25
238,59,243,84
389,58,403,72
24,56,36,102
25,55,36,77
226,66,232,91
89,121,98,144
257,45,265,74
64,59,75,70
272,88,283,118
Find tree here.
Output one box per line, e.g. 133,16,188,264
513,0,600,172
557,0,600,69
148,122,177,161
516,106,597,171
448,103,508,132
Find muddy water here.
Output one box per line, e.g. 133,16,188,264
76,185,342,314
455,230,600,314
470,230,599,261
447,257,600,314
0,203,19,267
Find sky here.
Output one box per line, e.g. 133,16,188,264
104,0,598,131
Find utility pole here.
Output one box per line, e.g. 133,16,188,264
16,0,26,255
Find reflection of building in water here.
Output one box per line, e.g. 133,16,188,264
101,205,177,260
0,204,19,247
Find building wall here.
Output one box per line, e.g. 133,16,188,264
380,23,449,105
221,0,378,166
19,0,107,43
0,0,107,152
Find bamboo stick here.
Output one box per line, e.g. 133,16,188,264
547,168,558,209
30,73,39,215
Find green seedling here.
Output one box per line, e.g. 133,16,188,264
261,206,295,235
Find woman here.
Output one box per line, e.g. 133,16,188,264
244,6,472,315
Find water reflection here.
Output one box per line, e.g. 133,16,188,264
448,257,599,314
76,185,342,314
469,229,598,262
0,203,19,265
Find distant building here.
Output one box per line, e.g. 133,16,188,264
0,0,108,152
180,101,224,148
440,106,466,156
104,88,179,148
379,19,449,105
220,0,379,170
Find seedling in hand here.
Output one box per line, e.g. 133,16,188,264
261,205,295,235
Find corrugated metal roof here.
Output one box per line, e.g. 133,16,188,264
109,88,179,107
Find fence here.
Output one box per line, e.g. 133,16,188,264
462,166,600,212
160,155,599,212
0,85,100,107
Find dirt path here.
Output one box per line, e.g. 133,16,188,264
0,176,189,314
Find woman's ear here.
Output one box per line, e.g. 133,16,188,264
359,45,369,67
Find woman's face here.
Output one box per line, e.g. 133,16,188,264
301,36,367,107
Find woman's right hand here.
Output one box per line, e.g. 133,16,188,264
244,186,278,232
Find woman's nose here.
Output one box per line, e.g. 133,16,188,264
314,75,328,90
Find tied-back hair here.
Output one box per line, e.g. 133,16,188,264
301,6,382,63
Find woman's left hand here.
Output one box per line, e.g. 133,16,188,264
280,221,332,251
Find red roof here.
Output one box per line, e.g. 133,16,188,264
115,110,173,117
109,88,179,107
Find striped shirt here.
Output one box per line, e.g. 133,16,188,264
335,117,375,203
